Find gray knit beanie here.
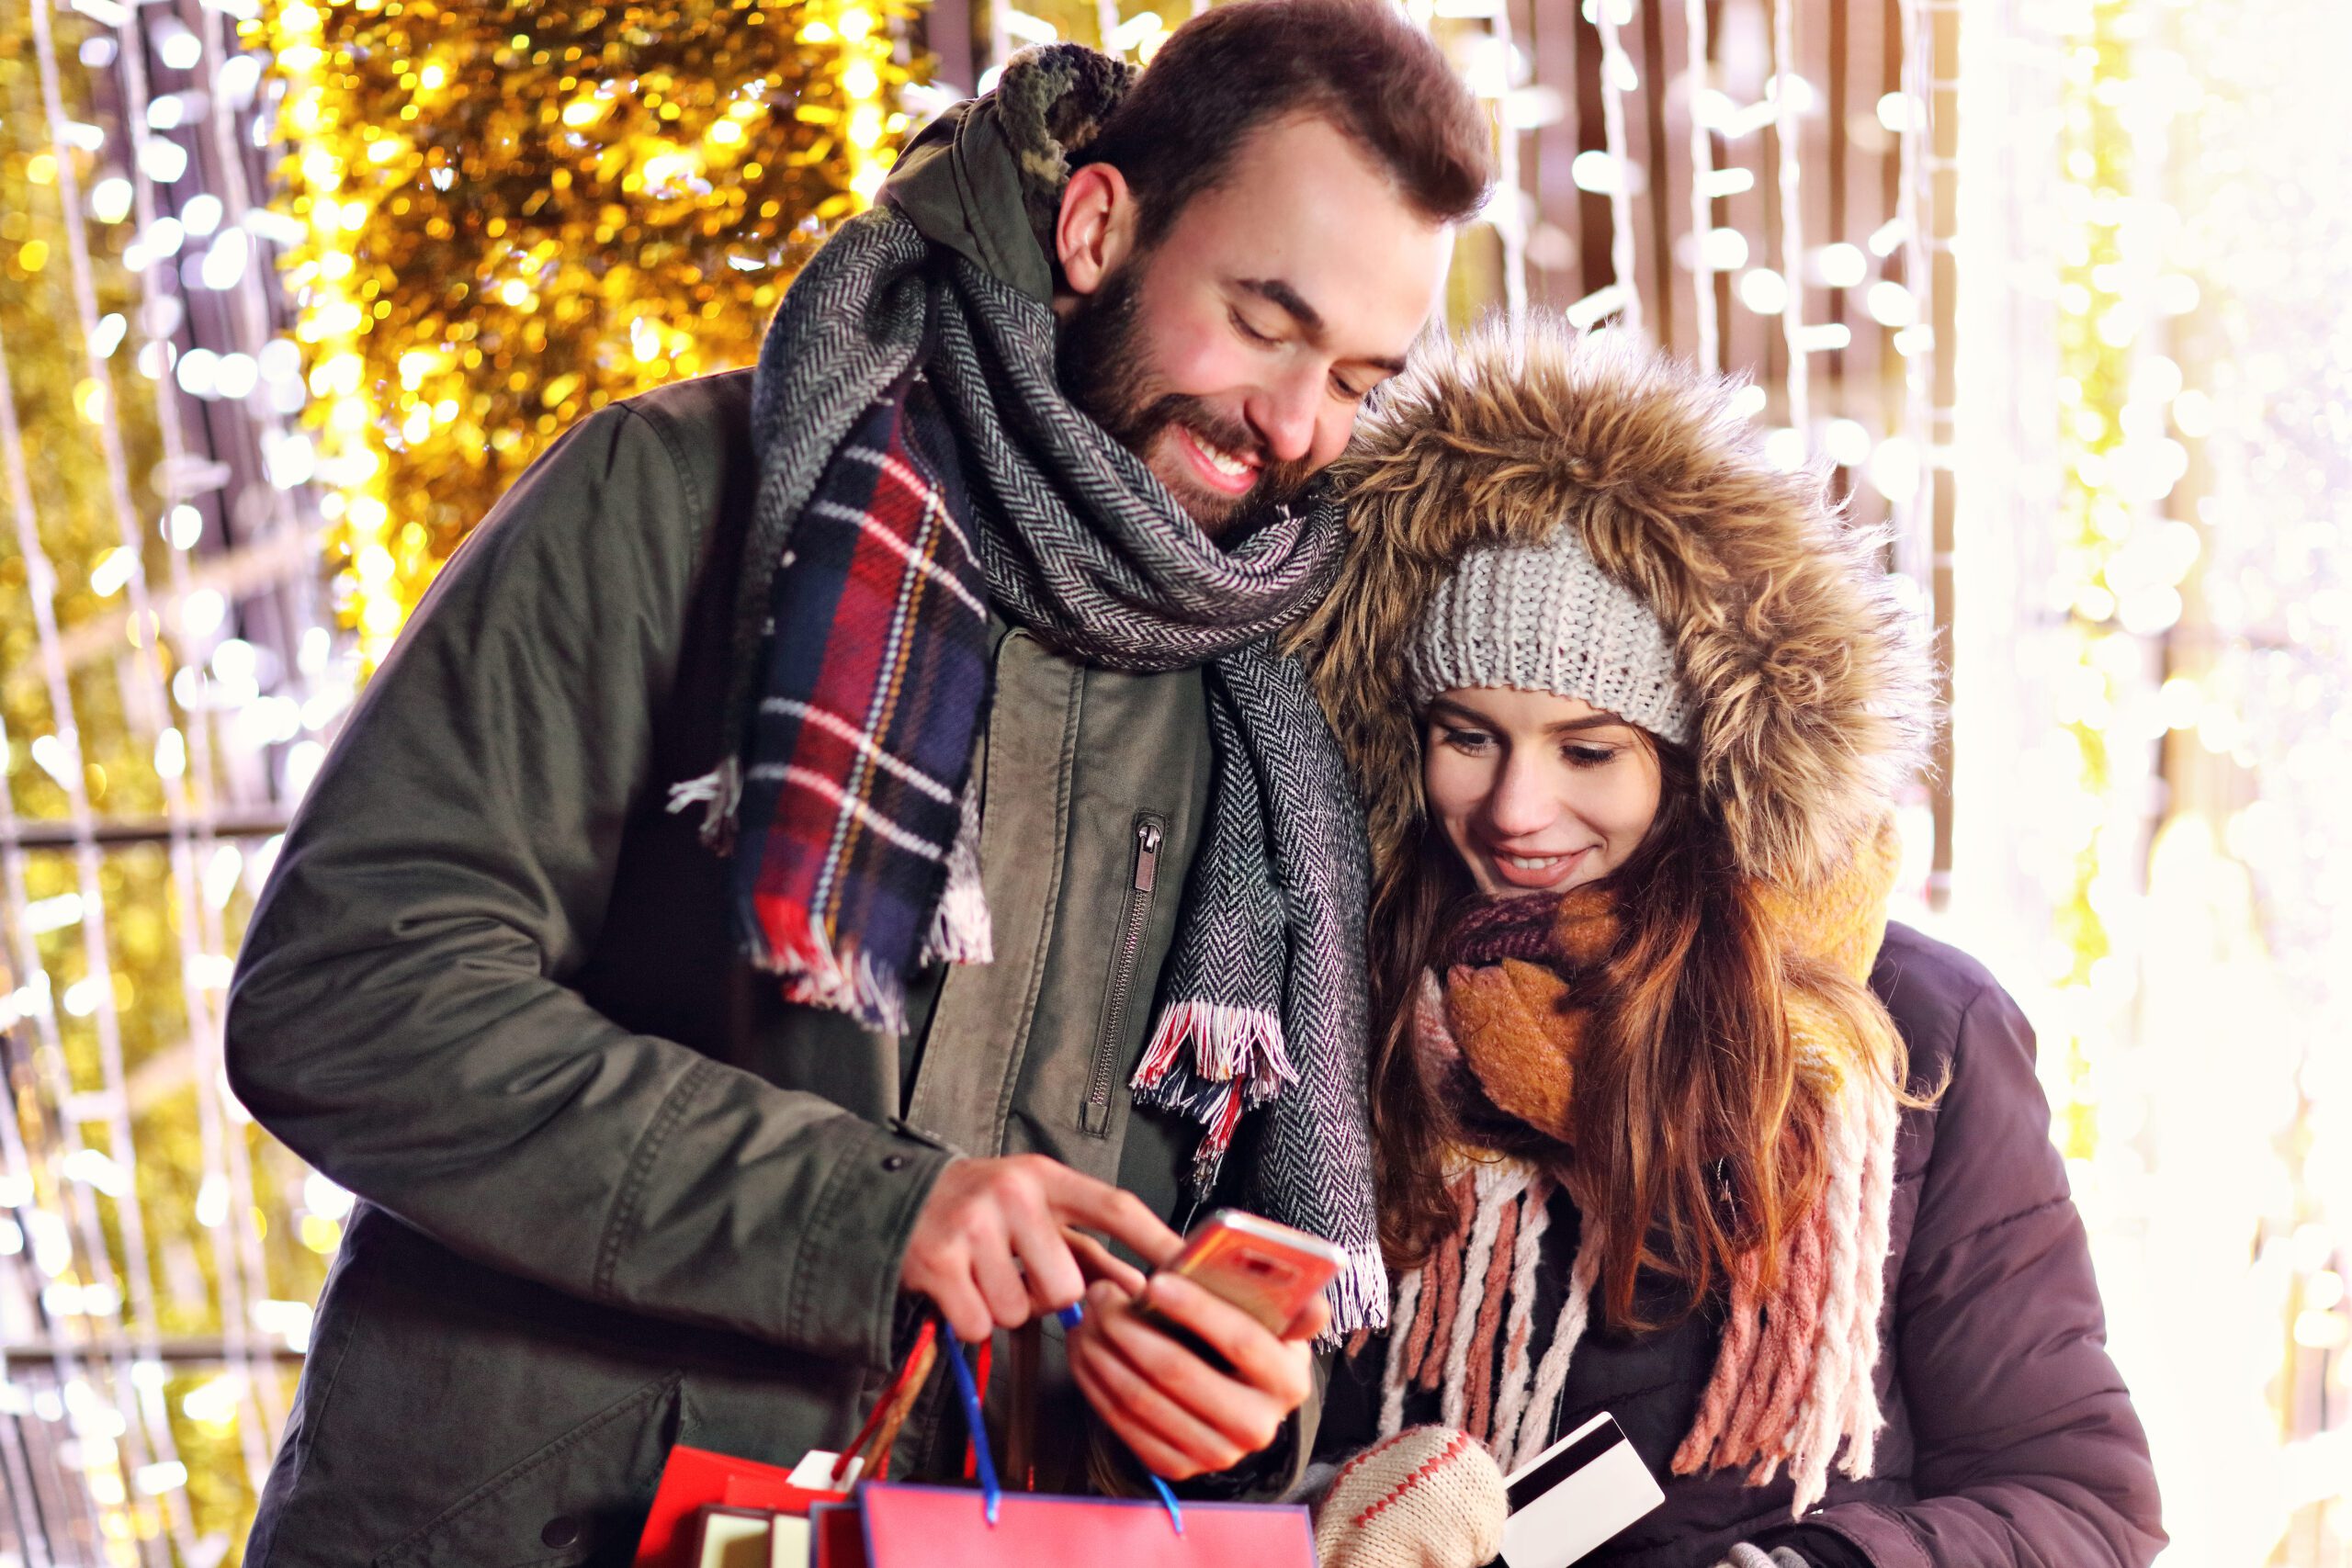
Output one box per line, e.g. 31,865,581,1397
1406,526,1697,743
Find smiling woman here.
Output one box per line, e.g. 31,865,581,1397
1420,690,1663,898
1298,320,2162,1568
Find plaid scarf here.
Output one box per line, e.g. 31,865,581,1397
670,46,1386,1332
706,378,995,1021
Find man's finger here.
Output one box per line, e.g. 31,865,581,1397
1068,1343,1217,1480
1006,1208,1086,1313
912,1256,995,1346
1088,1289,1284,1450
1034,1162,1183,1268
971,1240,1034,1334
1283,1292,1333,1344
1063,1227,1148,1295
1069,1297,1248,1473
1143,1271,1310,1404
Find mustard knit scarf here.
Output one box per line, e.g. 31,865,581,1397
1376,817,1905,1517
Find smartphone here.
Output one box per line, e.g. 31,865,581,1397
1159,1209,1347,1334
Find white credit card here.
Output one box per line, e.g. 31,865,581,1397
1498,1411,1665,1568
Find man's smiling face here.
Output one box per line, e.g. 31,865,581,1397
1054,113,1455,536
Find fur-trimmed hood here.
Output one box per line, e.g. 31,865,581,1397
1297,317,1934,889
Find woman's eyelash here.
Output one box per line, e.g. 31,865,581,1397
1565,744,1618,764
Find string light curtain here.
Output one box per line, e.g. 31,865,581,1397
1943,0,2350,1558
5,1,305,1562
3,2,922,1563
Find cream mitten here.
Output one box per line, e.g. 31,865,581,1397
1716,1546,1810,1568
1313,1427,1508,1568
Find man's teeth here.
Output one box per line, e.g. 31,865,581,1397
1192,431,1251,478
1503,853,1562,870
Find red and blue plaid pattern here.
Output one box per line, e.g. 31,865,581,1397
731,378,993,1030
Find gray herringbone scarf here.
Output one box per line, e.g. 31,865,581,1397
697,50,1384,1332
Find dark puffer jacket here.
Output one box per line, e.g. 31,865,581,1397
1320,921,2165,1567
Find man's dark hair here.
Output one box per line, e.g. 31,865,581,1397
1075,0,1494,246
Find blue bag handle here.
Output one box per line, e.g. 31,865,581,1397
945,1306,1183,1535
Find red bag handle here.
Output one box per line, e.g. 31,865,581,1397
831,1318,940,1486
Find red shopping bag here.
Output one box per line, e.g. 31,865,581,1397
632,1447,849,1567
843,1483,1316,1565
633,1323,942,1567
808,1500,867,1568
815,1316,1317,1568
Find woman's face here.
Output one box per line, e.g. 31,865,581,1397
1422,688,1664,899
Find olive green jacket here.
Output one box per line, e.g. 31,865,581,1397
226,367,1313,1567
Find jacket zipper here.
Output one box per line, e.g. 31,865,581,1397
1083,813,1164,1136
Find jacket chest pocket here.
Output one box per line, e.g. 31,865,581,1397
1081,811,1166,1136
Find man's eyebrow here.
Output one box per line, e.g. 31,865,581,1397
1234,278,1413,377
1236,277,1325,334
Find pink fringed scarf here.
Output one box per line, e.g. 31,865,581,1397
1376,818,1906,1517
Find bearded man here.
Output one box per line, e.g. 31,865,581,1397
226,5,1490,1561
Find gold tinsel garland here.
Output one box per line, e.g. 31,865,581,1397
255,0,926,660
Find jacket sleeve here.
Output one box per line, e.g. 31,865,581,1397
1798,981,2165,1568
224,399,955,1371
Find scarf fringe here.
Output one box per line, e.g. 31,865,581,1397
922,873,994,966
1134,1000,1297,1100
1656,1070,1898,1516
1487,1175,1554,1460
1379,1268,1426,1438
1325,1243,1394,1343
741,902,913,1037
1385,1082,1898,1494
666,757,743,853
919,773,993,967
1129,1000,1298,1191
1440,1166,1532,1433
1508,1221,1599,1472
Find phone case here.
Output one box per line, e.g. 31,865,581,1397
1166,1212,1345,1332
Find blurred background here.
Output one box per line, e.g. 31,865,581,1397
0,0,2343,1562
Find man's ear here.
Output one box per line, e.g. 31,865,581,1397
1057,162,1136,297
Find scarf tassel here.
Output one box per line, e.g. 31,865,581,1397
921,773,994,967
1130,1001,1298,1190
743,900,913,1038
1326,1244,1394,1340
666,757,743,853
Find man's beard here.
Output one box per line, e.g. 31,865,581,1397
1056,261,1314,535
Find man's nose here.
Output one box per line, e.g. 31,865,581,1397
1246,366,1322,467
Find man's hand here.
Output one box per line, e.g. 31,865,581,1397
900,1155,1182,1343
1065,1269,1329,1480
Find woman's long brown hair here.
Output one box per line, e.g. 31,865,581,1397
1370,737,1908,1333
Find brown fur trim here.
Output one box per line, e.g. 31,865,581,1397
1295,318,1935,888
